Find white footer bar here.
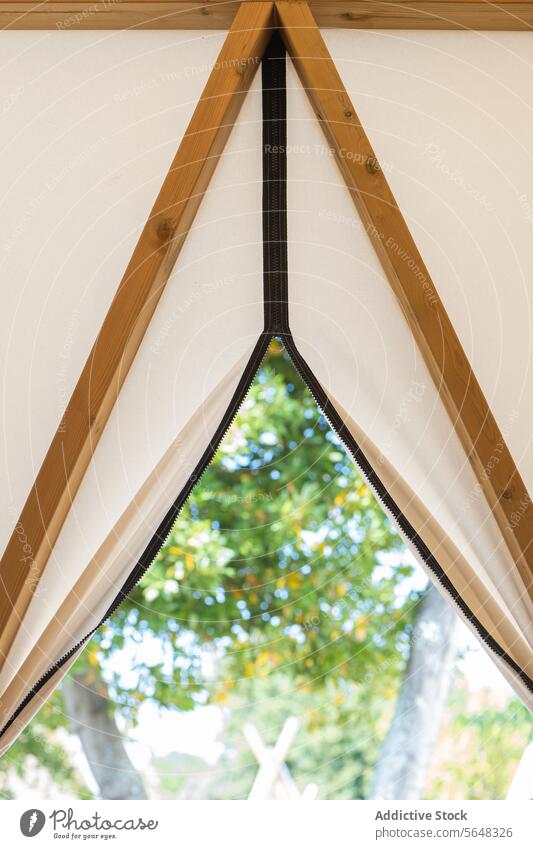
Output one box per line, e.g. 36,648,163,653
4,800,532,848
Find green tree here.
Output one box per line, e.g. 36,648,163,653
86,344,417,711
0,691,90,799
3,342,450,798
429,683,532,800
64,342,421,796
207,672,390,800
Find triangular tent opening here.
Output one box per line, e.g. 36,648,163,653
21,341,513,799
46,341,443,799
0,7,532,755
88,340,423,686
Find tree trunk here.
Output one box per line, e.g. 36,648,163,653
62,674,148,800
370,583,458,800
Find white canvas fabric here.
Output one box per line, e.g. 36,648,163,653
0,350,255,753
285,33,533,696
0,27,532,751
0,30,263,745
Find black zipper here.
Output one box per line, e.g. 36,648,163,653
1,31,530,742
262,31,289,335
259,34,532,695
0,332,272,740
0,32,289,742
280,332,533,694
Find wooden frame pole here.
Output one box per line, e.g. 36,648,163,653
1,1,533,31
2,0,532,669
0,0,274,666
276,0,533,598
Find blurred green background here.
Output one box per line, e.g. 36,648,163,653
2,342,531,800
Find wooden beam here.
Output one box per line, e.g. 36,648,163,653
312,0,533,29
276,0,533,598
1,0,533,31
0,0,274,666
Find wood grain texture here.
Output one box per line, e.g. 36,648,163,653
1,0,532,31
314,0,533,29
276,0,533,598
0,1,274,669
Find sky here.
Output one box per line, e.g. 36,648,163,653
119,620,513,774
90,542,516,771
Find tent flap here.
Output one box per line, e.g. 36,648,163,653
1,23,532,752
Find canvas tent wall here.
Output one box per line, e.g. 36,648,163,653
0,1,532,753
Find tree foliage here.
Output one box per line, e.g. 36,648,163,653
208,672,389,800
85,342,420,722
4,341,526,800
429,684,532,800
0,691,90,799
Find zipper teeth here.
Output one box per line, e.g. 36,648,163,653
0,30,289,743
281,333,533,695
3,30,530,744
4,328,529,743
263,30,287,335
0,334,273,740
